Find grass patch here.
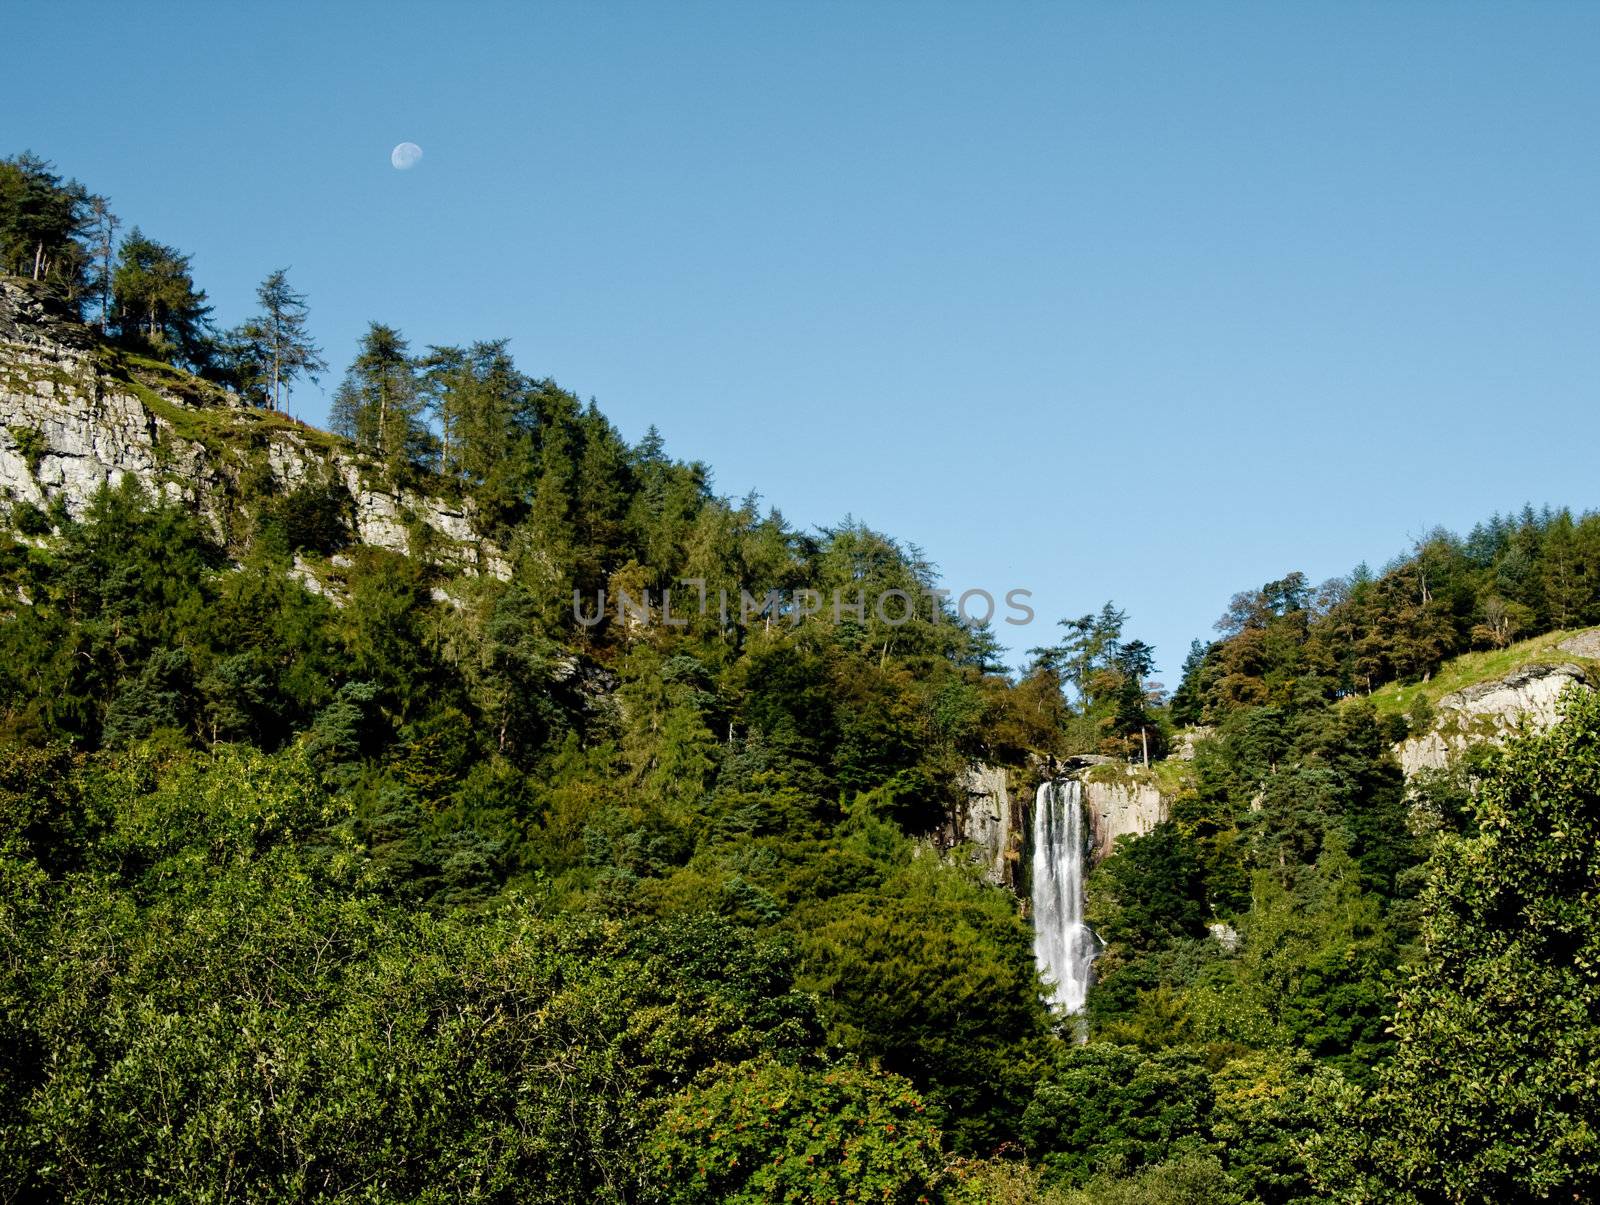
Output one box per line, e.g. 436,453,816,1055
96,348,345,460
1082,758,1195,798
0,361,84,397
1149,756,1195,797
1359,627,1600,719
8,425,46,475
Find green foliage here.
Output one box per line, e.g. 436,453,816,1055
1089,822,1210,956
793,845,1053,1153
8,423,46,474
1178,510,1600,725
0,747,832,1201
1205,847,1400,1084
644,1060,946,1204
1053,1156,1247,1205
9,497,51,535
1311,688,1600,1202
257,478,353,555
1029,602,1165,757
0,151,91,301
1087,692,1413,1091
110,227,213,367
223,268,327,410
329,322,430,471
1019,1044,1325,1204
1024,1045,1214,1186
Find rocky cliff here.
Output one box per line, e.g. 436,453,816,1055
944,754,1183,892
1079,765,1170,862
1394,658,1592,776
0,278,507,583
943,762,1021,888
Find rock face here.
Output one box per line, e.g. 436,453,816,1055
1171,727,1215,761
1079,768,1168,862
0,278,507,579
946,757,1181,891
946,762,1019,888
1395,661,1591,776
1558,631,1600,660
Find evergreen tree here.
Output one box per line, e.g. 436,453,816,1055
329,323,424,468
0,152,90,297
110,229,212,365
233,268,326,411
421,339,537,495
85,194,119,330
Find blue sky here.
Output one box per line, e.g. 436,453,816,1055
7,2,1600,679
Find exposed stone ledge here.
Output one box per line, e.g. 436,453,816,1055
1078,766,1169,863
1394,661,1592,777
0,277,509,579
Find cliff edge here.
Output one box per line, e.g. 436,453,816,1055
0,277,506,580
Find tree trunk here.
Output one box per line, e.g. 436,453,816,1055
271,328,282,410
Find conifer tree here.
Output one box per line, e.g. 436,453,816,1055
109,229,212,366
0,152,90,296
235,269,326,411
330,323,424,468
421,339,535,484
86,194,119,331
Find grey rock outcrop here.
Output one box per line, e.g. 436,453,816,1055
945,762,1019,887
1079,767,1169,862
1172,727,1215,761
0,278,508,578
1558,631,1600,660
1207,921,1240,953
1395,661,1592,776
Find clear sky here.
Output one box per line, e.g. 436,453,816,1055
7,2,1600,680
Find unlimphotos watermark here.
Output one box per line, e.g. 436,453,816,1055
573,581,1036,628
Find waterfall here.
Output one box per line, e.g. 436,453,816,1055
1031,779,1098,1018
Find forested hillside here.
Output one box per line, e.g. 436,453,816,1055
3,149,1599,1204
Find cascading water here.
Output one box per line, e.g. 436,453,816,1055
1030,779,1098,1020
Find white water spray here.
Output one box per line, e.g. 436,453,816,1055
1030,779,1098,1017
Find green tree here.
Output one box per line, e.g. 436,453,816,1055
109,228,212,365
644,1060,946,1204
794,851,1052,1153
329,322,426,468
422,339,536,487
84,193,119,329
0,151,90,296
232,268,326,410
1022,1044,1214,1187
1312,688,1600,1202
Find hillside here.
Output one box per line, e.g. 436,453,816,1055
1364,625,1600,718
0,277,504,582
2,222,1600,1200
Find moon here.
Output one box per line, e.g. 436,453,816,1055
390,142,423,170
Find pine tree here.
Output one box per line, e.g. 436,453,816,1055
235,269,326,411
0,152,90,296
110,229,212,366
86,194,119,331
421,339,535,484
330,323,423,468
